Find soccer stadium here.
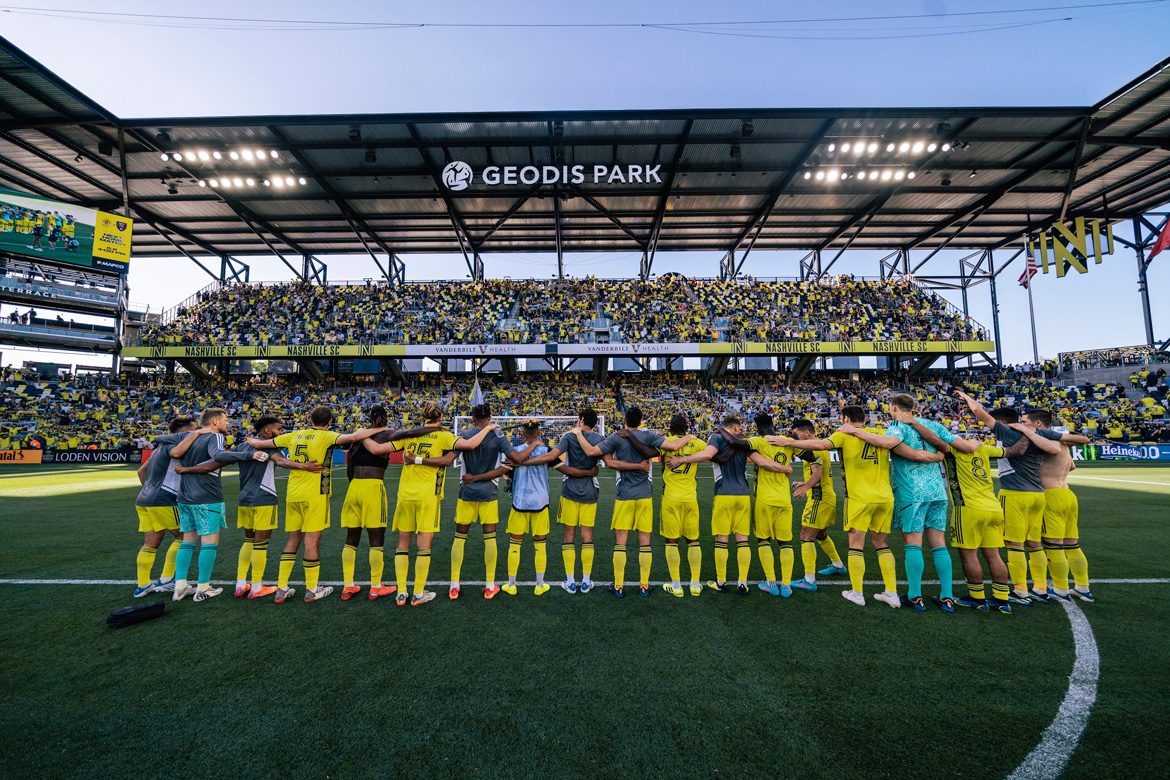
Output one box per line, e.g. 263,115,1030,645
2,7,1170,780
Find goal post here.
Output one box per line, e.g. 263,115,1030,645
453,414,607,447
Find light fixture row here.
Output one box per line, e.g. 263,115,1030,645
825,140,953,156
803,168,917,182
160,148,281,163
204,176,308,189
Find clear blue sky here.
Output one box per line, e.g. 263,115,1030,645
1,0,1168,368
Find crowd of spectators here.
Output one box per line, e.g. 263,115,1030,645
137,275,988,348
1061,344,1169,372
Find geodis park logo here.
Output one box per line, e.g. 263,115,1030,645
442,161,473,191
441,160,663,190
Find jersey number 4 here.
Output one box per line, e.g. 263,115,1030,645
861,443,879,464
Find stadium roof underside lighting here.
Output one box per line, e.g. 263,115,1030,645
2,35,1170,283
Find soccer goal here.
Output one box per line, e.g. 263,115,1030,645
453,414,606,448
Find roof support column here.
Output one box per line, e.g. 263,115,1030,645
220,255,249,284
987,250,1003,368
1133,217,1156,346
302,255,327,286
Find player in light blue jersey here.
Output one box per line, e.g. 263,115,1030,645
501,420,554,595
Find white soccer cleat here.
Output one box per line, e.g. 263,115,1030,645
172,584,196,602
874,590,902,608
841,590,866,606
192,586,222,603
411,590,437,606
304,586,334,602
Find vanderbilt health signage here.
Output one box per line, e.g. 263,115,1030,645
123,340,994,360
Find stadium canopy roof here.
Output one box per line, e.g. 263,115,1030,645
1,34,1169,278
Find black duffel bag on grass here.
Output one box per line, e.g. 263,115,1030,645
106,601,165,629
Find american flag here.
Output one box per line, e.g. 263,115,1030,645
1018,246,1038,289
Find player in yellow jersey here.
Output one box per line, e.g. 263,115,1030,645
248,405,386,603
364,402,499,606
770,404,942,608
788,418,847,590
1034,410,1094,603
908,418,1029,613
657,414,708,597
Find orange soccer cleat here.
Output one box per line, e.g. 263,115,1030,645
340,585,362,601
247,585,277,600
483,585,501,600
368,585,396,601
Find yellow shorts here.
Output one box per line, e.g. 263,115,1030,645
393,497,440,534
800,497,836,529
558,497,597,528
660,497,700,540
136,505,179,532
949,505,1004,550
455,499,499,526
712,495,751,537
286,496,331,533
238,505,279,531
1042,487,1079,540
508,507,551,537
843,498,894,534
341,480,388,528
999,489,1046,543
755,501,793,541
611,498,653,533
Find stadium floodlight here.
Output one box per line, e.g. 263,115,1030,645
167,183,178,195
270,150,279,159
857,171,866,179
285,176,295,186
827,143,836,152
245,178,255,187
159,153,169,161
172,152,183,161
233,177,244,187
197,150,210,161
221,178,231,188
273,177,284,187
803,171,811,179
209,178,219,187
841,143,850,152
927,143,937,152
898,142,910,153
907,171,916,179
942,142,952,151
852,143,864,155
298,177,307,185
894,170,905,180
262,178,271,186
198,179,206,187
839,170,849,180
815,170,825,180
212,151,222,160
867,142,877,153
969,170,977,178
881,169,892,180
886,143,895,152
912,141,924,153
242,149,255,161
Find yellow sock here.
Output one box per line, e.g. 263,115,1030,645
484,531,498,585
1029,548,1048,592
1007,547,1028,591
161,539,180,580
1046,545,1069,590
714,540,729,583
136,545,158,588
562,544,577,582
341,543,357,587
278,552,296,589
664,543,681,584
236,540,253,583
395,548,410,592
757,541,776,583
581,542,594,578
369,545,383,588
508,539,521,579
450,532,467,584
687,540,702,584
304,558,320,591
818,535,841,564
779,542,794,585
638,544,652,588
613,544,627,589
535,540,547,578
736,542,751,583
1067,545,1089,588
413,549,431,595
967,582,986,600
847,549,865,592
992,582,1011,603
876,546,897,592
250,539,269,587
801,540,818,579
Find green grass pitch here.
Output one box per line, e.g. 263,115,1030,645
1,461,1167,780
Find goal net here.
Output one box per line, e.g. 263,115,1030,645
453,414,606,449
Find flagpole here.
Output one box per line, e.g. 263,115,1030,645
1026,269,1039,365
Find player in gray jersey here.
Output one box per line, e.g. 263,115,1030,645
165,408,235,602
176,415,320,599
131,417,196,598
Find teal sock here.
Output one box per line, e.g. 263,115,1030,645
174,541,196,581
932,546,954,600
196,544,219,586
905,544,924,600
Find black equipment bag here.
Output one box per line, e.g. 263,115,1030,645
106,601,165,629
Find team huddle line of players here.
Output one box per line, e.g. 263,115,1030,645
131,391,1095,612
0,206,78,251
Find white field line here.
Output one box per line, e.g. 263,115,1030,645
1,577,1166,587
1005,600,1099,780
1067,475,1169,487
